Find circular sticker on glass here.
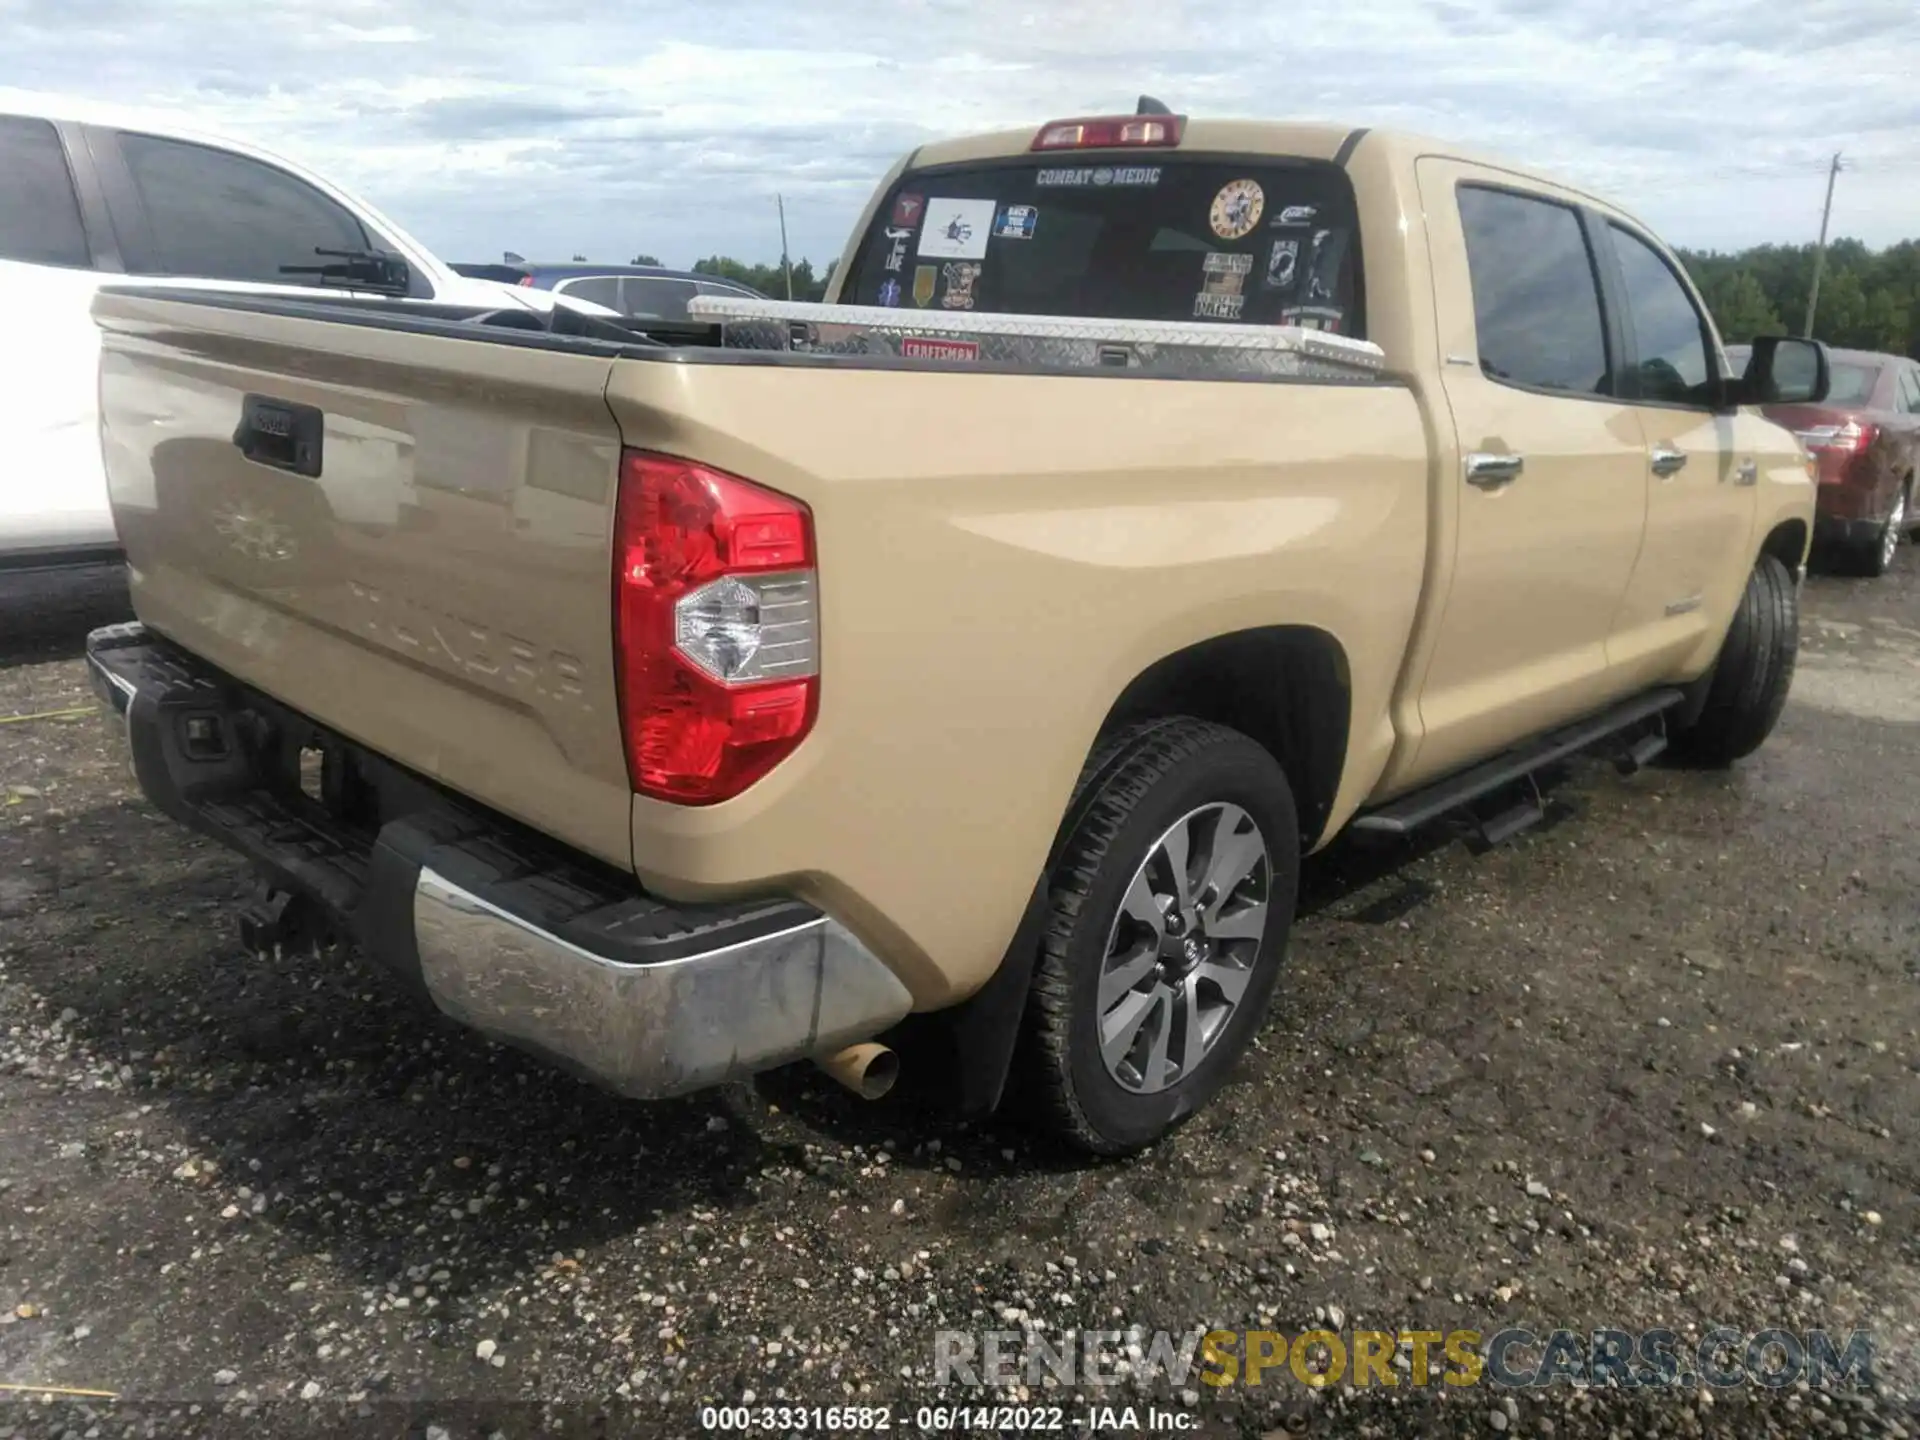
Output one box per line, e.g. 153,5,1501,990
1209,179,1265,240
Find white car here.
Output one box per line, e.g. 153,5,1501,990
0,95,614,572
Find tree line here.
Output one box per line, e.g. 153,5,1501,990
684,255,837,301
1679,239,1920,358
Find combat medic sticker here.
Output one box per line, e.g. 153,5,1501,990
883,228,911,273
878,277,902,307
1265,236,1301,295
918,198,994,260
892,193,926,227
1209,179,1264,240
1035,165,1161,187
940,261,981,309
1194,251,1252,320
993,204,1038,240
912,264,937,306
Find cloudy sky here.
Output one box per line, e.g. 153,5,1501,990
6,0,1920,270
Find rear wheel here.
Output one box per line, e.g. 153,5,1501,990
1844,486,1906,578
1670,553,1798,767
1018,719,1299,1155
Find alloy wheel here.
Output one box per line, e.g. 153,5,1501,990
1095,802,1271,1094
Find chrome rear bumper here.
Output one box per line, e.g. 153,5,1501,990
85,622,912,1099
412,868,910,1097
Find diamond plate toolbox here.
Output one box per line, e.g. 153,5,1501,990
684,298,1387,382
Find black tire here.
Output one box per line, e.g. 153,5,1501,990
1017,718,1300,1155
1670,553,1798,767
1839,485,1907,578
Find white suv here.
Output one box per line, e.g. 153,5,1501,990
0,97,610,572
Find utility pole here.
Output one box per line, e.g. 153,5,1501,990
777,194,794,301
1804,152,1842,338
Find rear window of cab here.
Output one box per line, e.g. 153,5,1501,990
844,156,1364,337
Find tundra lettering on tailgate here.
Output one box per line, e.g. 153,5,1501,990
344,578,587,708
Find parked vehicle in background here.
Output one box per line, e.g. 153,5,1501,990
86,109,1827,1154
1727,343,1920,576
449,261,767,321
0,96,618,574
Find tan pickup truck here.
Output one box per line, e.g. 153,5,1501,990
85,110,1830,1153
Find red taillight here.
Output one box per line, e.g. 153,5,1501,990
1795,420,1877,484
1030,114,1185,151
517,275,534,286
613,451,819,805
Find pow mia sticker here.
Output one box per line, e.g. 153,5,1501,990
1209,179,1265,241
1194,250,1252,321
1266,236,1301,294
940,261,981,309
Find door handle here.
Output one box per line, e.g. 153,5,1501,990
1650,447,1688,477
1465,452,1524,488
1735,459,1759,486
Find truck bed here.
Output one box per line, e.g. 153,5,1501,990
94,286,1430,998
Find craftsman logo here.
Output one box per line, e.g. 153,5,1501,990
900,336,979,362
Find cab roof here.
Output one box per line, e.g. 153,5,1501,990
904,117,1634,226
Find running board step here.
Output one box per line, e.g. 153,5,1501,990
1476,796,1545,847
1616,729,1669,775
1352,688,1686,838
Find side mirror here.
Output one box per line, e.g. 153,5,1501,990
1733,336,1830,406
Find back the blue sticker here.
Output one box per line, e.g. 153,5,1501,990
993,205,1038,240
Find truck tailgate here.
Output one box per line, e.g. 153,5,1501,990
94,291,636,867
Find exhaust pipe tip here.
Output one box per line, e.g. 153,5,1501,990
815,1042,899,1101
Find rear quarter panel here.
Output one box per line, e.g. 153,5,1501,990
606,360,1430,1004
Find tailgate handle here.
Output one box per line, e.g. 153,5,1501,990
234,394,324,478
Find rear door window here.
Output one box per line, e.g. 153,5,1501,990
554,275,622,309
845,156,1364,335
115,132,371,284
0,115,91,268
1898,367,1920,414
622,277,698,319
1456,186,1610,396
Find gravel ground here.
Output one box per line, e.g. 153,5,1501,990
0,557,1916,1440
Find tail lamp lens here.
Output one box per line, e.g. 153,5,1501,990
1030,114,1185,151
1796,420,1873,452
613,451,818,804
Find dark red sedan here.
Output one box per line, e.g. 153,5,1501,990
1729,345,1920,576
